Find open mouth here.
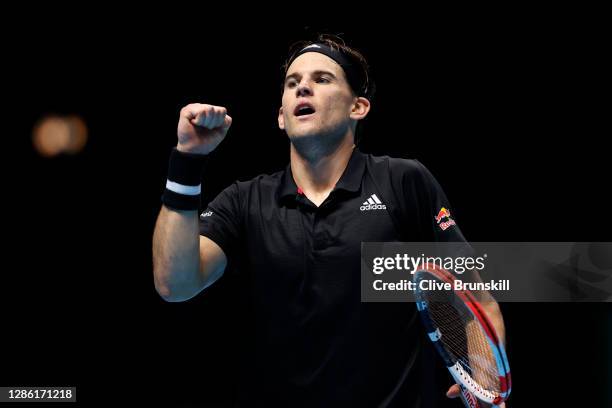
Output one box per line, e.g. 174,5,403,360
294,103,316,117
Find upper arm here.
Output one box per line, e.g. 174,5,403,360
410,160,467,243
199,235,228,289
198,181,244,289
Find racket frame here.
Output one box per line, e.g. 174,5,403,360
414,263,511,406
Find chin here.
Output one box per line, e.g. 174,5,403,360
286,126,322,140
288,127,347,159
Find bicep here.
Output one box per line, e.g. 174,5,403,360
199,235,228,289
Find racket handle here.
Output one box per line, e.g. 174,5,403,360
458,383,482,407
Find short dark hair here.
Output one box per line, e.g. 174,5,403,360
282,33,375,100
281,33,375,145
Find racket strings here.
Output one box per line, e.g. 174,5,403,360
428,301,501,393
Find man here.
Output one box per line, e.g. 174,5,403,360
153,35,505,407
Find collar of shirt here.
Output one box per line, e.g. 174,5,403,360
276,148,367,205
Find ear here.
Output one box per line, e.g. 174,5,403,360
349,97,371,121
278,106,285,130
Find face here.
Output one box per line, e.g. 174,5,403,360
278,52,369,142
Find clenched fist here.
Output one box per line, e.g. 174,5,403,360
177,103,232,155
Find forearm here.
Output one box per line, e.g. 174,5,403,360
153,103,231,300
466,268,506,344
481,300,506,345
152,205,204,301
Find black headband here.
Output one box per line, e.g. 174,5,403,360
287,43,368,97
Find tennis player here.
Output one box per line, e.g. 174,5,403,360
153,34,506,407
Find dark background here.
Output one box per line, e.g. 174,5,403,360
2,8,610,407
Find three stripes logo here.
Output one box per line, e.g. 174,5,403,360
360,194,387,211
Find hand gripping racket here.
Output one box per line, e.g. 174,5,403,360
414,263,511,407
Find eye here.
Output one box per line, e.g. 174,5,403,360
285,79,297,88
316,77,331,83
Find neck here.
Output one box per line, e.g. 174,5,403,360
289,134,355,198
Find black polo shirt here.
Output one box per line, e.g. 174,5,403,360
199,148,466,407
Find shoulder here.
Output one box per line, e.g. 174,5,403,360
362,152,429,179
233,168,285,192
361,152,443,200
207,169,285,212
214,169,285,203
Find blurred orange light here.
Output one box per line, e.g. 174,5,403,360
33,115,88,157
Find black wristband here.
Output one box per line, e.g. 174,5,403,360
161,147,208,211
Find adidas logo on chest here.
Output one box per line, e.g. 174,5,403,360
360,194,387,211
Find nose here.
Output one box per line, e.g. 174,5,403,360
296,80,313,97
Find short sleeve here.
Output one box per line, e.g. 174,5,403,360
413,160,467,243
199,182,243,259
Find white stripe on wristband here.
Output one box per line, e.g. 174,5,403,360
166,180,201,196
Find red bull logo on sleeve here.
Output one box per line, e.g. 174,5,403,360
434,207,456,231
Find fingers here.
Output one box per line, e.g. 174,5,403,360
209,107,227,128
221,114,232,130
182,104,228,129
446,383,506,407
446,384,461,399
180,103,201,121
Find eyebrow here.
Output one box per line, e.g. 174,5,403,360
284,70,337,84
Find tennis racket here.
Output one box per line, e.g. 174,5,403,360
413,263,511,407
